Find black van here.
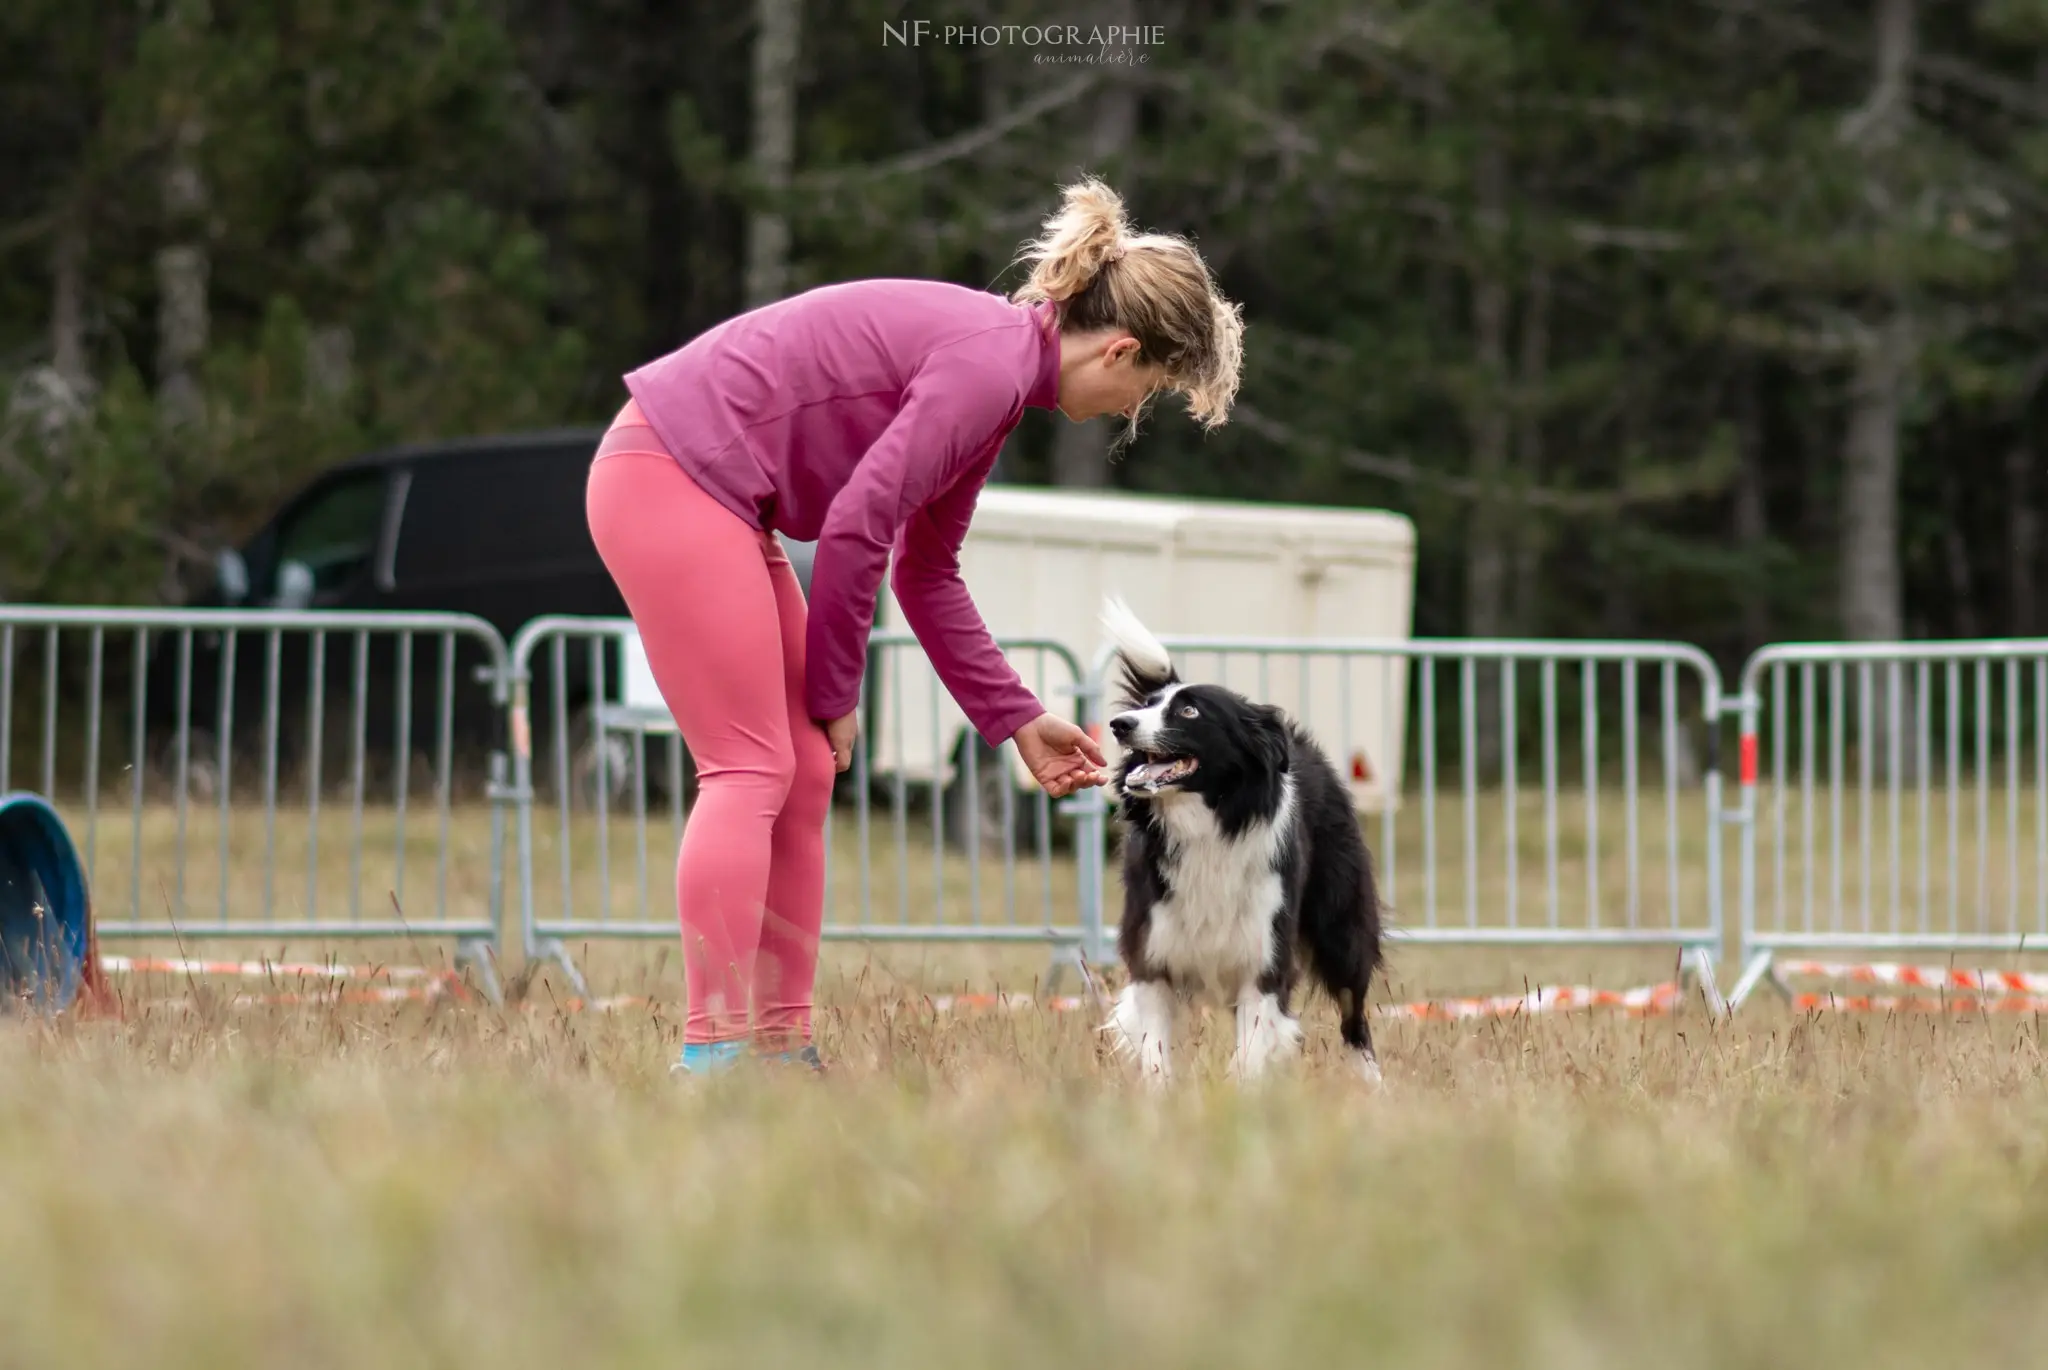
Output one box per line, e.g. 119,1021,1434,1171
146,429,620,796
205,427,622,628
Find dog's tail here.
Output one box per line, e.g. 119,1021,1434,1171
1101,596,1178,707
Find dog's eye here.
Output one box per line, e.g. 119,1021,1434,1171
1178,705,1199,719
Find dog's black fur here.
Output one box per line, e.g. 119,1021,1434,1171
1103,600,1384,1078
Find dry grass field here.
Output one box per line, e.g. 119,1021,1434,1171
6,973,2048,1368
11,790,2048,1366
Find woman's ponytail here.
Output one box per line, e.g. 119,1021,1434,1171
1009,175,1246,434
1009,177,1130,306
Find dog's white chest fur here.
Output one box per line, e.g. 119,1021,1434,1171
1142,779,1295,998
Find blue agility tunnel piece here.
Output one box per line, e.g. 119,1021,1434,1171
0,793,94,1014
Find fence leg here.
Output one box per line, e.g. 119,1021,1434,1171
1065,672,1112,968
539,938,591,1004
1727,950,1776,1011
482,748,511,1005
1687,945,1728,1020
1045,946,1070,997
1040,942,1106,1011
1067,789,1113,967
456,938,504,1006
1073,948,1107,1014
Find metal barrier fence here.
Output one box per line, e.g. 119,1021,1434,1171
506,616,1097,999
1068,636,1731,1010
1728,640,2048,1008
24,601,2048,1017
0,606,509,1000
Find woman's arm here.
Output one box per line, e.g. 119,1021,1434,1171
803,343,1024,728
891,473,1044,748
894,467,1107,797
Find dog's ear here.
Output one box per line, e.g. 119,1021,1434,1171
1253,705,1291,772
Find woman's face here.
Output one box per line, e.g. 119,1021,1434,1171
1056,330,1168,423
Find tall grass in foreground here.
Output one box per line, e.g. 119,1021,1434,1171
0,977,2045,1368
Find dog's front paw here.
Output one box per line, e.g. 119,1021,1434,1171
1229,994,1304,1083
1351,1050,1384,1090
1105,981,1175,1085
1101,1019,1172,1086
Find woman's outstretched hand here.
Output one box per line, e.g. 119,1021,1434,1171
1012,713,1110,799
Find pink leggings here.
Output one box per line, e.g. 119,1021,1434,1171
585,400,837,1046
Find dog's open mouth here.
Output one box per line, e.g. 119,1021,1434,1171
1124,752,1199,792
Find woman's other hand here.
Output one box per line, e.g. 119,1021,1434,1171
1012,713,1109,799
825,712,858,773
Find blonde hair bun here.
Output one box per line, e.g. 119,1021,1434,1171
1010,177,1131,305
1009,176,1245,433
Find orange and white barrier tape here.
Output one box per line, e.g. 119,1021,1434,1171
100,955,455,983
1790,992,2048,1015
1371,980,1683,1021
918,982,1684,1021
512,986,1686,1019
146,985,460,1011
91,959,1692,1022
1775,959,2048,997
99,955,467,1006
928,992,1089,1013
556,995,658,1014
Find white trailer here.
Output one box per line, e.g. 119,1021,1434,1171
868,486,1417,818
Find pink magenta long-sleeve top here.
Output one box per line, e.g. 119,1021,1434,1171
623,278,1060,747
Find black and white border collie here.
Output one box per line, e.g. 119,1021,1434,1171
1099,598,1385,1086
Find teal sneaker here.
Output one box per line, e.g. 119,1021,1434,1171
670,1040,747,1076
